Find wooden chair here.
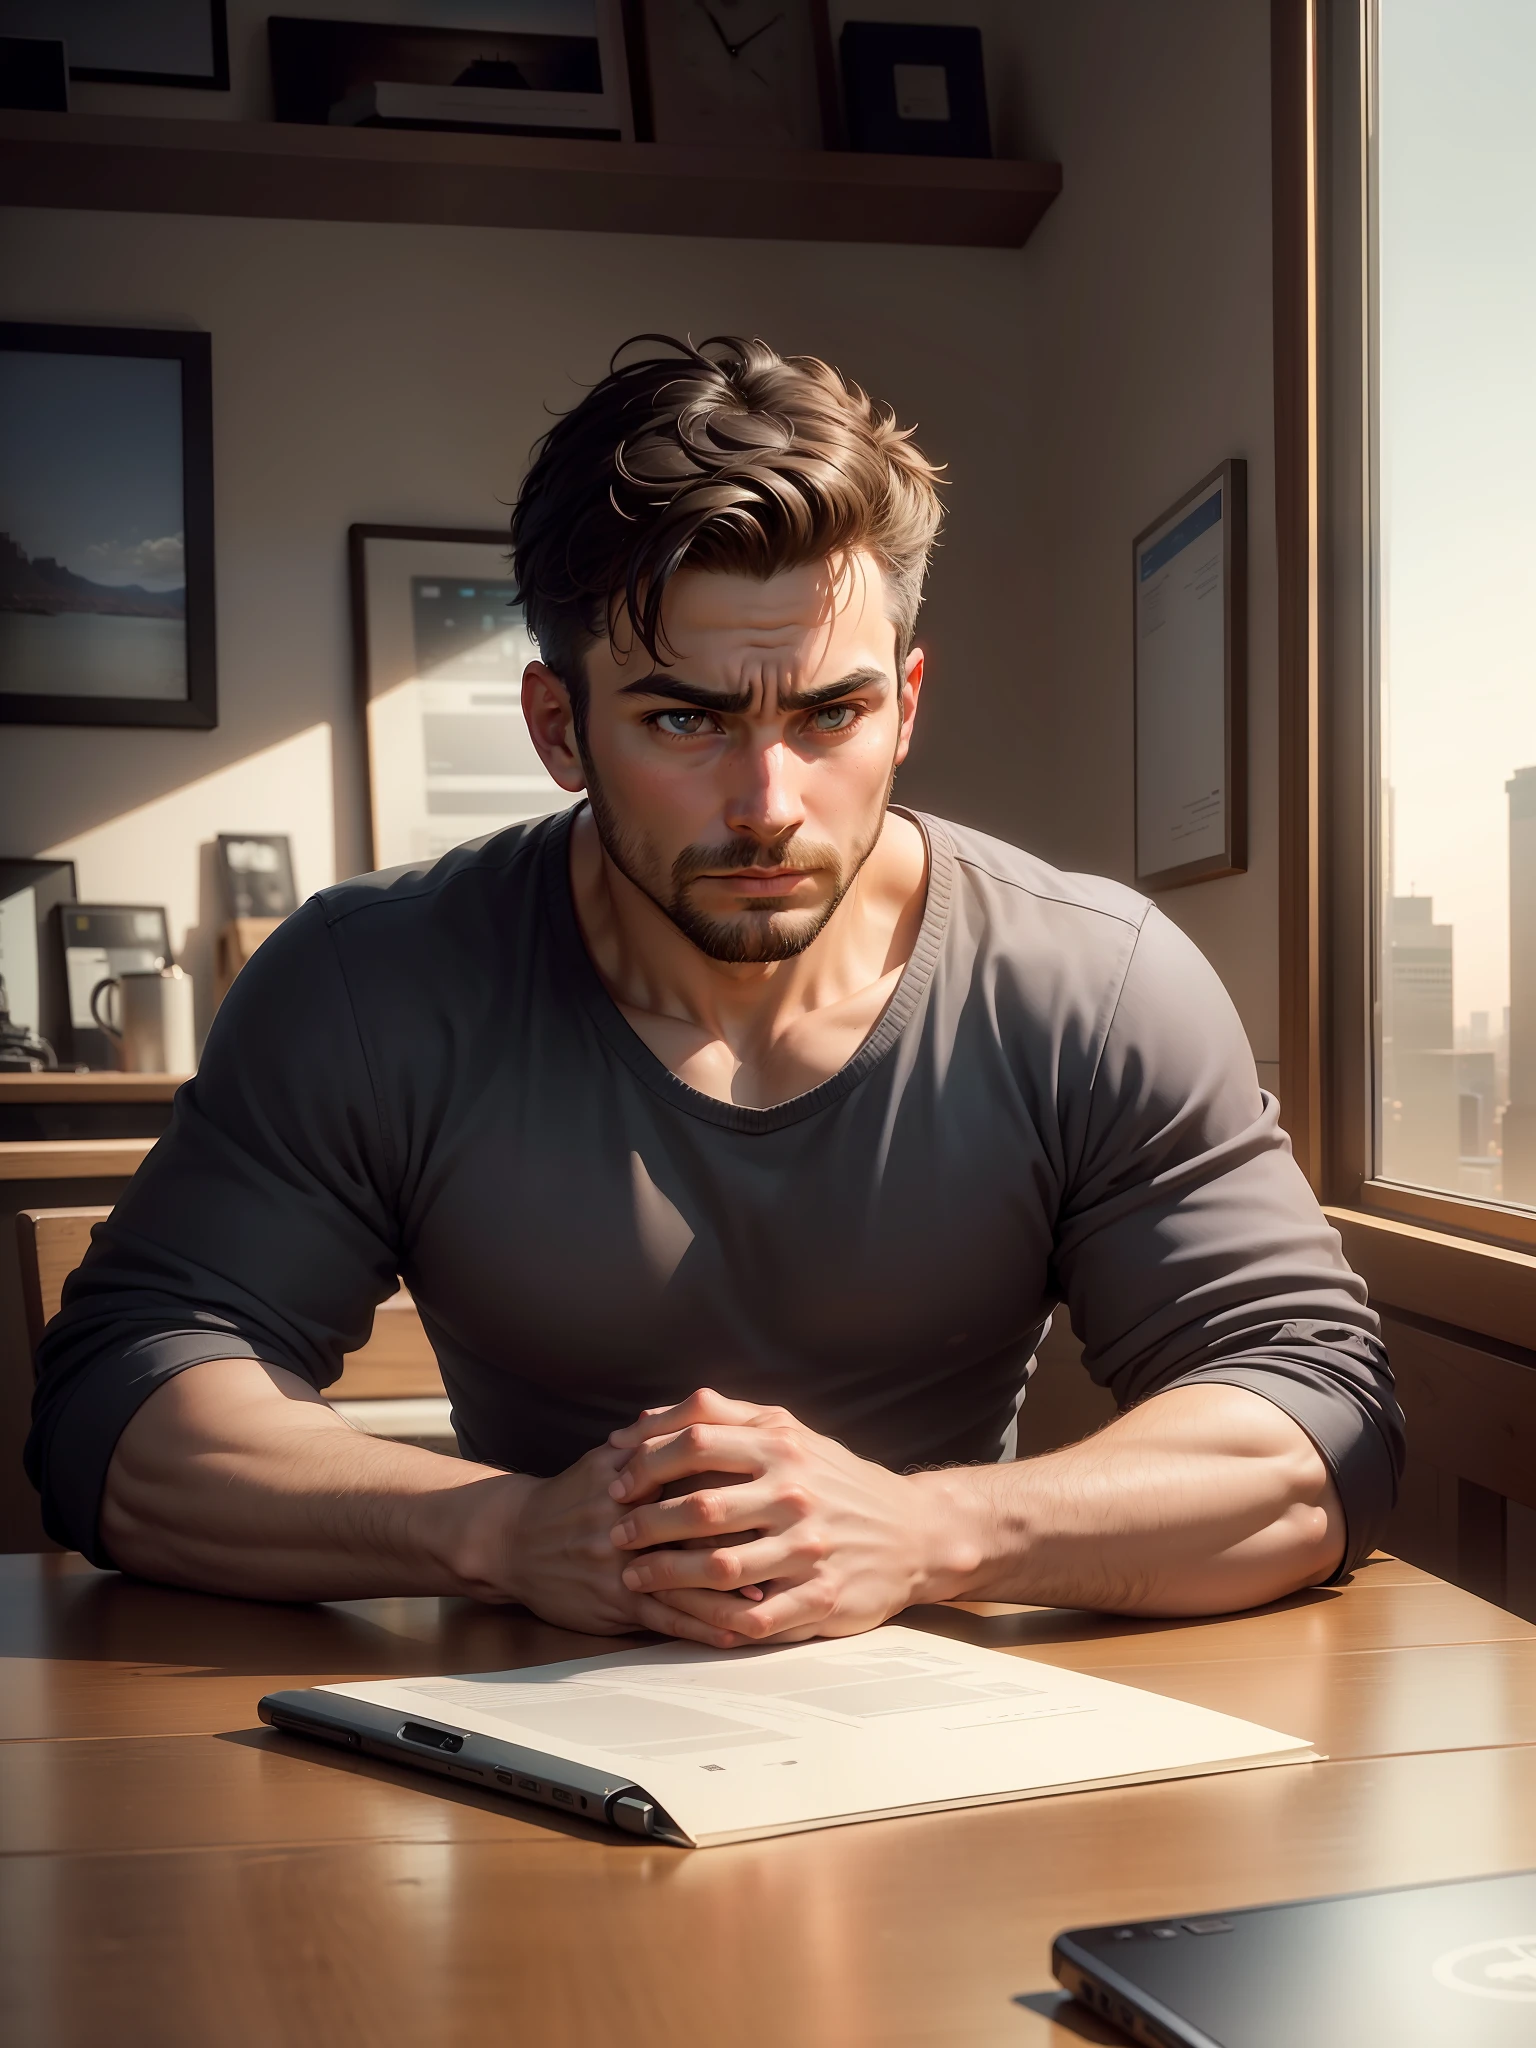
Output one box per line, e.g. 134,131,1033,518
15,1206,454,1449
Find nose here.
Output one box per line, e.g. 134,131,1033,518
722,734,805,849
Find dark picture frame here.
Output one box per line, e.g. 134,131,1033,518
0,856,76,1057
269,6,632,139
839,21,991,159
350,523,572,872
0,1,233,91
1132,459,1248,891
0,322,217,729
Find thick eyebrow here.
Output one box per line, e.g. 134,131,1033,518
616,666,890,713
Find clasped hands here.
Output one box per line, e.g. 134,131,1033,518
503,1388,982,1650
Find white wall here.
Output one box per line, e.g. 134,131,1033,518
1,0,1279,1081
0,205,1035,1033
997,0,1282,1089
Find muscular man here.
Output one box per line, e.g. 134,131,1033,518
27,335,1402,1649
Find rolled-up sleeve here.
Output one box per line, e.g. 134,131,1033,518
25,901,402,1562
1053,906,1404,1577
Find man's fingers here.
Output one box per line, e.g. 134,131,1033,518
630,1590,745,1651
609,1424,772,1502
643,1586,779,1637
648,1582,833,1642
609,1477,781,1551
608,1388,761,1449
618,1529,805,1594
658,1580,834,1643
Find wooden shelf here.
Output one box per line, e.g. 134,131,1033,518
0,111,1060,249
0,1072,187,1104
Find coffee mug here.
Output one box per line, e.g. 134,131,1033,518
89,966,197,1074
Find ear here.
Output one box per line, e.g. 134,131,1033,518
892,647,925,768
522,662,588,793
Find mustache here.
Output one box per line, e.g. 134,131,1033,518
671,837,841,889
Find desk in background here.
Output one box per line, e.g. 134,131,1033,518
2,1553,1535,2044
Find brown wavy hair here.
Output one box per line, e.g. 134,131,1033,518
509,334,943,726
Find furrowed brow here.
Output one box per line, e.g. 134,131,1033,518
615,666,890,713
778,667,890,711
615,677,754,711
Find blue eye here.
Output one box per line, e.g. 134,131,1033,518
811,704,859,731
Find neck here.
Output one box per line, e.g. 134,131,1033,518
568,805,929,1051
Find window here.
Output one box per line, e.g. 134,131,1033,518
1371,0,1536,1216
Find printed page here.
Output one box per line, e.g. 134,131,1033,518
328,1627,1317,1847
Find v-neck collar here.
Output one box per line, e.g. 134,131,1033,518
542,804,955,1134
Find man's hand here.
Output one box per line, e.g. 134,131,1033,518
605,1380,1347,1643
604,1389,978,1644
484,1440,750,1649
101,1359,775,1646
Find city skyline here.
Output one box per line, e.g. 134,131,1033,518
1379,0,1536,1033
1382,765,1536,1203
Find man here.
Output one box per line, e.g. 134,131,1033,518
28,336,1402,1650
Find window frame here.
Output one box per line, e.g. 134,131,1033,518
1278,0,1536,1276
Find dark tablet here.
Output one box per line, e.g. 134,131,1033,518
1050,1868,1536,2047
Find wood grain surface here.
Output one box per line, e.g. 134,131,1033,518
0,1138,151,1182
0,110,1063,252
0,1075,185,1103
3,1551,1534,2047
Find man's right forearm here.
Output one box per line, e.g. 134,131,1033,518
99,1357,531,1602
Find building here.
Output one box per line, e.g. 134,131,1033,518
1382,893,1458,1191
1503,766,1536,1204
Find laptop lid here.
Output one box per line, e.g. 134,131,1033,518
1051,1869,1536,2048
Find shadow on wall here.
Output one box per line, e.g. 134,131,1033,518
37,723,337,1049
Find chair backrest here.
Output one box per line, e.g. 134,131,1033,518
15,1208,111,1353
15,1204,446,1400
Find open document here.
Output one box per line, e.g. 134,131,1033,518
321,1625,1319,1848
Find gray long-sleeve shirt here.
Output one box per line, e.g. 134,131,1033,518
27,808,1403,1570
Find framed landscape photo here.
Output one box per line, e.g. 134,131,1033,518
0,2,230,90
0,323,217,729
1133,459,1247,891
350,525,574,873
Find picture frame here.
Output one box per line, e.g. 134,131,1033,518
0,322,217,730
624,0,838,150
350,525,574,874
216,833,298,922
0,856,76,1057
270,5,634,141
0,2,230,91
1133,459,1248,891
0,34,68,110
839,21,991,159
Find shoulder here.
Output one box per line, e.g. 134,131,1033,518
314,811,564,940
209,812,568,1051
915,814,1245,1086
918,814,1153,1019
923,814,1151,940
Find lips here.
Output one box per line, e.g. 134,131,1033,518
703,869,815,891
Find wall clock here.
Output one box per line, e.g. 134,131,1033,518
627,0,837,150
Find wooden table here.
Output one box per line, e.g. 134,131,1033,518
5,1552,1536,2047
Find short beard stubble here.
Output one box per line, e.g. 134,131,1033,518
580,753,894,965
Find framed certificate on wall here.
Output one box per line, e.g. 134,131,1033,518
349,525,574,874
1133,460,1247,891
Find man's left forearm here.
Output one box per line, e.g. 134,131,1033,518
915,1382,1346,1618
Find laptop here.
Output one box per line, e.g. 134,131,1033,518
1050,1869,1536,2047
